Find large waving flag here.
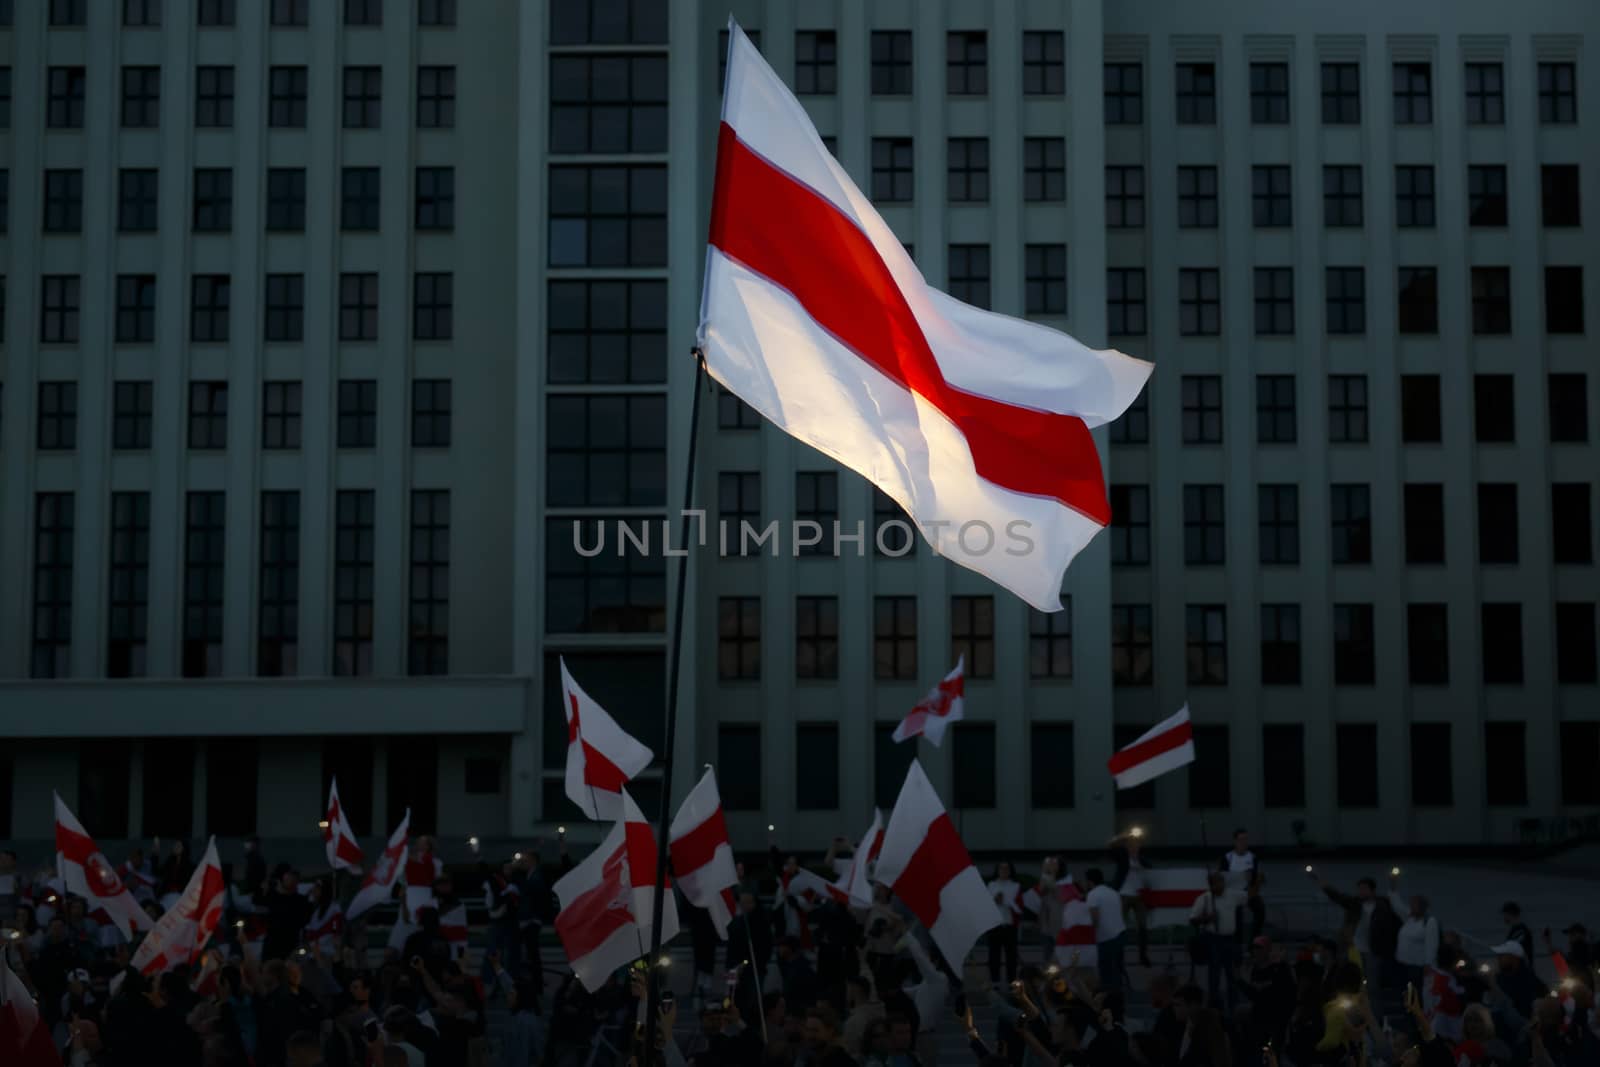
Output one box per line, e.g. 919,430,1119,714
130,838,226,977
53,793,150,940
668,768,740,939
891,658,965,746
323,778,365,874
0,947,62,1067
561,657,654,820
347,808,410,921
699,22,1152,612
1107,705,1196,789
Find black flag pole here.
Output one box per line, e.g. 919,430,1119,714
642,346,709,1059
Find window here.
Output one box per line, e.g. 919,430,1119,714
793,30,835,95
1472,374,1515,443
550,53,665,153
271,0,307,25
115,275,156,344
182,492,225,678
45,169,83,232
1408,603,1449,684
1254,268,1295,335
261,381,301,450
1480,603,1524,684
870,30,912,95
48,67,87,128
796,724,839,810
268,66,307,127
1464,62,1503,124
871,138,914,202
341,166,380,230
1184,485,1226,565
1258,485,1300,565
337,380,377,448
1111,604,1153,685
1251,61,1289,123
1189,725,1230,808
1025,244,1067,315
1330,484,1372,564
946,31,986,95
195,65,233,127
1538,62,1577,124
717,384,760,431
1484,722,1528,806
1395,165,1435,227
410,166,456,233
1104,62,1142,124
794,471,837,555
418,0,454,25
1549,373,1588,442
1179,269,1221,336
1030,724,1075,808
1556,603,1597,684
710,727,760,811
266,168,306,231
190,274,230,342
51,0,85,24
1335,724,1379,808
1393,62,1432,124
948,244,990,309
192,167,232,233
1471,267,1512,335
548,164,667,267
547,394,665,507
333,490,375,676
258,490,298,677
412,379,452,447
1256,375,1296,443
106,492,150,678
1328,374,1368,443
548,279,666,384
1404,484,1445,564
1177,166,1219,228
1023,138,1065,202
1467,165,1508,227
1182,374,1223,442
1321,61,1360,123
341,66,382,128
36,382,77,450
463,758,498,797
1023,31,1064,95
116,169,159,232
795,596,838,679
550,0,665,44
1186,604,1227,684
1109,484,1150,565
1322,165,1363,227
416,65,454,128
31,494,74,679
41,275,81,343
112,381,152,450
1397,267,1438,334
1252,166,1292,228
345,0,380,25
873,487,916,557
1541,164,1581,227
1325,267,1366,335
1262,725,1305,807
1106,166,1144,227
1410,724,1452,806
947,137,989,202
1333,603,1376,684
264,274,303,342
868,723,915,809
1553,483,1593,564
1546,266,1585,334
1029,602,1073,679
718,596,761,680
408,490,450,676
953,724,996,809
950,596,994,679
1478,484,1519,563
1175,62,1216,124
413,272,453,341
1560,724,1600,805
120,66,161,128
198,0,234,26
1107,269,1147,336
187,381,227,449
0,70,8,130
874,596,917,680
1260,604,1301,685
339,273,379,341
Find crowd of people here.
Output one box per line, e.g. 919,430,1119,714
2,829,1597,1067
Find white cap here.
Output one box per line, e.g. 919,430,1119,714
1489,940,1526,960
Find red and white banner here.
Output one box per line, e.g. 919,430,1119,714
668,768,740,939
323,778,365,874
700,22,1152,613
561,657,654,821
873,761,999,967
347,808,410,921
439,902,469,959
53,793,150,940
131,838,226,977
1107,705,1196,789
1139,868,1209,928
1054,878,1098,969
892,658,966,746
785,866,849,911
304,901,345,956
839,809,885,907
554,791,679,992
403,847,443,918
0,948,62,1067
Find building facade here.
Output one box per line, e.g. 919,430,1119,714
0,0,1595,858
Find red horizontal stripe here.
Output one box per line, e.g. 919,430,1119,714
670,807,731,876
1106,720,1194,776
1140,888,1204,909
709,123,1110,524
890,814,974,930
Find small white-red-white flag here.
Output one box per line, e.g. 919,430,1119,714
0,944,62,1067
303,900,345,956
784,866,849,911
1107,705,1196,789
403,845,444,918
561,657,654,821
439,902,469,959
554,791,679,992
839,809,885,907
668,768,740,939
892,658,965,746
1054,878,1098,969
1139,868,1210,928
873,762,999,967
323,778,365,874
347,808,410,921
131,838,226,977
53,793,150,941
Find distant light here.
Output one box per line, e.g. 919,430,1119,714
558,826,566,835
513,852,523,861
1129,827,1144,839
767,824,776,833
468,836,480,849
657,955,672,968
1304,865,1313,873
318,820,330,830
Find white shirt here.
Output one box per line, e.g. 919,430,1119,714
987,879,1021,925
1221,849,1256,891
1391,892,1438,967
1085,884,1126,942
1190,889,1248,936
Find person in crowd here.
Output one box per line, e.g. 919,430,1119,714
862,884,904,992
1109,830,1153,968
1487,937,1549,1020
1218,828,1266,939
1188,871,1247,1014
840,967,883,1058
1239,934,1295,1052
1502,900,1535,961
1082,867,1127,994
798,1002,858,1067
984,861,1021,986
777,935,820,1015
1030,856,1064,958
1546,921,1593,973
0,849,20,921
1389,871,1440,990
255,867,315,965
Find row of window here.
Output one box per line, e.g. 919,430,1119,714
30,487,449,680
26,0,457,32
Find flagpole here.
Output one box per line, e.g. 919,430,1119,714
744,920,769,1045
643,346,709,1058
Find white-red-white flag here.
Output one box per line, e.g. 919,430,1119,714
561,657,654,821
1139,868,1210,928
872,762,999,967
0,947,62,1067
554,791,680,992
700,22,1151,613
439,902,469,959
303,900,345,956
891,658,965,746
347,808,410,921
668,769,739,939
1054,878,1098,969
323,778,365,874
1107,705,1196,789
53,793,150,940
839,809,885,907
784,866,849,911
130,838,226,977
